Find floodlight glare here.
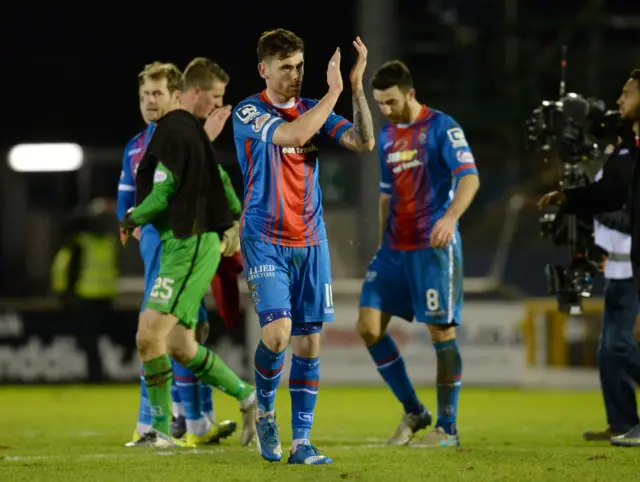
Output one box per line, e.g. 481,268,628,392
7,143,84,172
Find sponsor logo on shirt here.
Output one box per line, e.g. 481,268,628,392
282,144,319,154
153,169,168,183
236,104,260,124
456,151,474,164
252,113,271,133
387,149,421,174
446,127,468,148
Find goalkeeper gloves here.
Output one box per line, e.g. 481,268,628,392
119,208,138,247
220,221,240,257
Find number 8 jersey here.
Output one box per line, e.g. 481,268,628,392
360,106,478,325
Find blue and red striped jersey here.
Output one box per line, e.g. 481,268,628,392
116,122,156,221
232,91,351,247
379,106,478,251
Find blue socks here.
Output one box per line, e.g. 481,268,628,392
170,377,182,417
368,335,462,435
254,340,285,413
368,334,423,414
136,364,152,434
200,381,214,421
290,355,320,445
434,339,462,435
172,359,203,427
254,341,322,447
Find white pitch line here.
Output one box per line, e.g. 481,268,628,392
3,448,226,462
21,430,107,438
333,444,386,450
2,444,395,463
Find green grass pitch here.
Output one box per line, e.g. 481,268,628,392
1,385,639,481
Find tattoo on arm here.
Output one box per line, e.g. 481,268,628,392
347,91,374,145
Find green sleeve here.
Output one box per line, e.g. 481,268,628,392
131,162,177,225
218,165,242,215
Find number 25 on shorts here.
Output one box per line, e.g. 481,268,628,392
150,277,175,301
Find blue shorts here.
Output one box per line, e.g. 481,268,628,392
139,225,208,323
359,236,463,325
241,239,334,335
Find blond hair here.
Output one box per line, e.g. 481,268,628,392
138,61,183,93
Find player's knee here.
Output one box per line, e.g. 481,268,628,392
136,310,177,358
136,323,161,359
428,324,456,343
357,308,385,346
166,324,198,364
261,317,291,352
291,332,321,358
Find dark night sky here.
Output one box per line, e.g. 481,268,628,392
1,2,357,151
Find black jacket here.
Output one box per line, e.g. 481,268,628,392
135,109,234,239
563,131,639,289
595,209,632,234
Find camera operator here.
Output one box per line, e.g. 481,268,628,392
539,69,640,447
582,168,638,441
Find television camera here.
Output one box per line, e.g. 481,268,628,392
525,46,620,314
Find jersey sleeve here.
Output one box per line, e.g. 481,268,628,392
116,141,136,221
232,101,284,144
564,146,630,216
218,165,242,215
131,162,177,225
438,116,478,179
321,110,352,145
378,130,392,194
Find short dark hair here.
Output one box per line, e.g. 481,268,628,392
257,29,304,62
138,62,183,93
371,60,414,91
630,68,640,90
183,58,229,91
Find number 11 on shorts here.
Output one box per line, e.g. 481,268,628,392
325,283,333,308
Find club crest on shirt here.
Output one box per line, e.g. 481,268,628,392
248,283,261,305
419,128,428,145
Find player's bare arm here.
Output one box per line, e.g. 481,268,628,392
339,37,375,152
445,174,480,221
430,174,480,248
272,49,344,147
378,193,391,248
